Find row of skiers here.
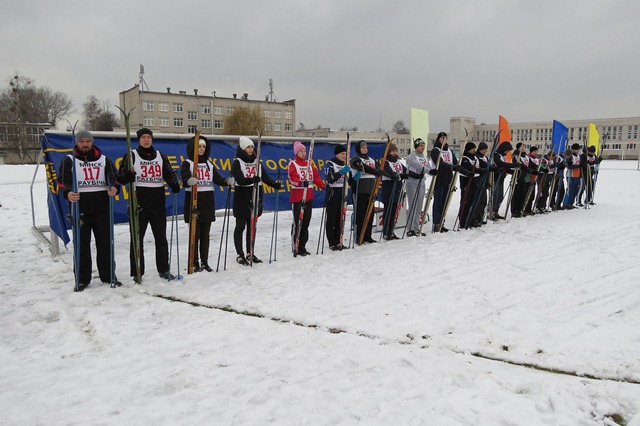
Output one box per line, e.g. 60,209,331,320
58,128,601,291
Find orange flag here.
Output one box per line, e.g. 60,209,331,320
498,115,512,144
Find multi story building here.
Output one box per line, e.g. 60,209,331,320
455,116,640,159
118,85,296,136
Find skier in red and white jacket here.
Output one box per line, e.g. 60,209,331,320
288,141,325,256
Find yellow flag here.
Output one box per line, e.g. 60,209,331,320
588,123,600,155
410,108,429,150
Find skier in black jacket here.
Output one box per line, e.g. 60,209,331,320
430,132,458,232
181,135,233,272
231,136,281,265
324,144,351,250
350,140,384,244
117,128,181,282
490,141,516,220
381,144,406,240
58,130,121,291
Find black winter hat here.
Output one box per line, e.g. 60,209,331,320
478,142,489,151
571,143,581,150
389,143,398,152
588,145,596,153
464,142,476,152
334,144,347,155
137,128,153,139
413,138,425,149
515,142,523,150
530,146,539,153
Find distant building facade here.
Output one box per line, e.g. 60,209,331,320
118,85,296,137
0,122,53,164
451,116,640,159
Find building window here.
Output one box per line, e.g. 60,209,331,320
201,105,210,114
274,123,282,132
214,120,223,129
201,119,211,129
612,143,621,150
263,110,271,118
159,102,169,112
143,116,154,126
274,111,282,119
265,123,272,132
143,101,154,111
214,106,223,115
626,143,636,150
174,103,184,113
187,111,197,120
285,123,292,131
227,107,236,115
285,111,293,120
188,125,198,133
174,118,183,127
159,117,169,127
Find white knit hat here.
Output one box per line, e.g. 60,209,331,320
239,136,254,150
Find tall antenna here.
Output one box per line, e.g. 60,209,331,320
266,78,278,102
139,64,150,92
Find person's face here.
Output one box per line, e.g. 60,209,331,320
77,137,93,154
479,149,488,156
198,143,206,156
389,149,398,156
336,152,347,162
416,144,425,153
530,151,537,158
469,148,477,155
297,148,306,159
139,134,153,148
439,136,447,144
359,144,368,154
245,145,254,155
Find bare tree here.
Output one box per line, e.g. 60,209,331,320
298,122,306,131
392,120,409,134
82,95,119,131
0,74,73,162
224,106,266,135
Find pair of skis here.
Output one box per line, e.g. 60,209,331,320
187,130,201,274
248,132,262,267
357,134,394,246
116,107,142,284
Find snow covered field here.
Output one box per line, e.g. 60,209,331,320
1,161,639,425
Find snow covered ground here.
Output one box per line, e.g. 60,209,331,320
1,161,639,425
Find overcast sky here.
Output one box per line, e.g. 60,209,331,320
2,0,639,132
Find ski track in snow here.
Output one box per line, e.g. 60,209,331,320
1,162,640,425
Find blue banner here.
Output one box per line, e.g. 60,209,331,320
42,132,386,240
551,120,569,154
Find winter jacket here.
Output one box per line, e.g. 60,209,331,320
288,156,325,203
58,145,120,215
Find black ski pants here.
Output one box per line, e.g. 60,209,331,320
77,211,112,285
292,200,313,253
355,192,374,243
131,206,169,277
325,190,343,247
190,221,212,263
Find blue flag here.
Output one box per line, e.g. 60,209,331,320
551,120,568,154
42,136,72,246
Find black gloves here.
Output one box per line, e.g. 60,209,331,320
428,169,438,176
452,165,461,172
272,181,282,190
400,173,409,180
171,183,181,194
374,169,383,177
251,176,261,184
301,180,309,187
119,169,136,183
